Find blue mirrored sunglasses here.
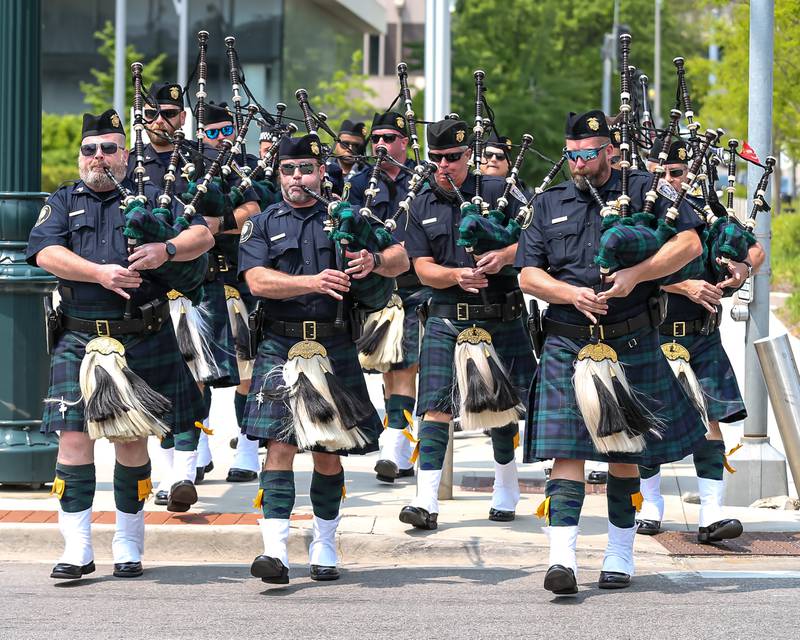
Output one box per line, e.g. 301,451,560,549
565,143,609,162
206,125,235,140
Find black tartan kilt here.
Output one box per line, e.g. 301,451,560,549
198,273,240,388
416,314,537,418
659,329,746,423
41,324,206,437
523,328,708,466
242,331,381,455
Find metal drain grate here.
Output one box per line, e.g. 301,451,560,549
654,531,800,556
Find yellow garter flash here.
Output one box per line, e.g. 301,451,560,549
195,421,214,435
631,491,644,512
50,476,65,500
252,488,264,509
341,485,347,500
535,496,551,524
138,478,153,501
383,414,388,430
513,432,520,449
723,443,743,473
403,428,420,464
403,409,414,429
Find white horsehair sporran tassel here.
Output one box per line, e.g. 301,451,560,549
225,285,254,380
661,341,710,433
167,289,215,383
357,293,405,372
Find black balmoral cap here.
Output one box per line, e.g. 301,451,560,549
340,119,367,139
81,109,126,139
204,101,233,124
648,137,690,165
278,133,322,160
152,82,184,108
427,118,469,150
485,132,512,159
371,111,407,136
565,110,611,140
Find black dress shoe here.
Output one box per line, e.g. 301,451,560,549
154,490,169,506
598,571,631,589
250,555,289,584
488,508,516,522
195,466,206,485
167,480,198,513
50,561,95,580
226,468,258,483
375,459,399,483
587,470,608,484
543,565,578,595
310,565,340,581
229,437,238,450
698,518,743,544
636,519,662,536
204,461,214,473
399,506,438,530
113,562,143,578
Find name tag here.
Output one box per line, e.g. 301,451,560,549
422,217,438,225
270,232,286,241
68,209,85,217
551,216,568,224
142,176,150,182
511,185,527,203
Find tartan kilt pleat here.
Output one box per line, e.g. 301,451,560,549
523,328,708,465
242,331,381,455
198,274,240,388
416,314,537,417
41,324,206,437
659,329,746,423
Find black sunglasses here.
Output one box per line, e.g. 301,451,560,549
371,133,399,144
206,125,235,140
483,150,507,161
80,142,121,157
428,150,465,164
668,168,686,178
279,162,317,176
144,108,182,120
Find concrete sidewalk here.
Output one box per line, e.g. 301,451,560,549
2,299,799,568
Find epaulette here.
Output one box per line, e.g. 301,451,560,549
55,179,79,191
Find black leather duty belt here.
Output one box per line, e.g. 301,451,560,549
61,299,170,336
659,318,705,337
266,319,349,340
543,307,656,341
395,272,421,289
429,293,524,322
206,251,231,280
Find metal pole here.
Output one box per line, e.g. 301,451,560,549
602,34,612,115
425,0,451,123
424,0,434,123
174,0,188,90
725,0,785,506
654,0,661,128
113,0,126,126
754,335,796,496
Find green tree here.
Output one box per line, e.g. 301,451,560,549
80,20,166,112
450,0,706,184
41,113,83,192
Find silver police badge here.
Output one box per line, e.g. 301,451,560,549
34,204,52,227
240,219,254,243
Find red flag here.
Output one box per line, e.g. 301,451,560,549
740,141,761,164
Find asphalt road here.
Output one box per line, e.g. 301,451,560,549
2,562,799,639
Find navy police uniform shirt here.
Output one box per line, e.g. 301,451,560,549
515,168,703,324
348,159,418,243
404,174,522,303
238,199,396,322
26,177,206,312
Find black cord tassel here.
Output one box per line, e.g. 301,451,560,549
122,367,172,416
233,307,251,359
176,310,200,362
85,366,129,422
677,369,706,422
611,373,651,436
324,370,374,429
464,357,493,414
593,372,626,437
295,372,336,424
355,319,391,356
487,355,521,411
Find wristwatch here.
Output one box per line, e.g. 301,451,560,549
165,241,177,261
743,260,753,278
371,252,382,269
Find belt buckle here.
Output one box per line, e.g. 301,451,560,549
456,303,469,321
302,321,317,340
95,319,110,337
218,255,229,272
589,323,605,340
673,321,685,337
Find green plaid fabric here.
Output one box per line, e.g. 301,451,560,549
416,315,536,417
708,220,755,279
594,218,664,273
242,332,381,454
251,179,281,211
180,177,227,218
457,209,519,255
41,323,205,436
659,329,746,423
523,328,707,466
198,275,240,388
329,202,394,252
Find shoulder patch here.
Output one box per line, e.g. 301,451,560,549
240,219,254,243
656,179,679,202
34,204,52,227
